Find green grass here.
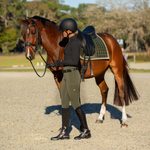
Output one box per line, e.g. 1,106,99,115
125,52,150,63
0,53,150,72
1,53,150,68
0,68,50,72
0,54,47,68
129,69,150,72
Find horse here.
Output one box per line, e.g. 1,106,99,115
18,16,139,127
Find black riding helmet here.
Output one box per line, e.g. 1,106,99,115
57,18,77,32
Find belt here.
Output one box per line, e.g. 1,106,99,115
62,67,78,73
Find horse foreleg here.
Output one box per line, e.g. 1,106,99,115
54,76,61,91
53,71,63,91
96,103,106,123
95,77,109,124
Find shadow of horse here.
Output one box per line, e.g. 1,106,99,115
45,103,131,132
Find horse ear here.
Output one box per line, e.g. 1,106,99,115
18,18,25,24
28,17,34,24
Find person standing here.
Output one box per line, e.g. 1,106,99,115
51,18,91,140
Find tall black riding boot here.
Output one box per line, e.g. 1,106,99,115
74,106,91,140
51,108,70,141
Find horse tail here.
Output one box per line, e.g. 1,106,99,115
113,58,139,106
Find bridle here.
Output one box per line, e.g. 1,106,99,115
24,18,61,77
25,19,39,53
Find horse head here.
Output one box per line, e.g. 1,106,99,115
18,17,40,61
18,16,63,64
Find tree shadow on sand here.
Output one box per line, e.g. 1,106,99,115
45,103,131,132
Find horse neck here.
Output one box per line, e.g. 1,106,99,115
39,23,62,63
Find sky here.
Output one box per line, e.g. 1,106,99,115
27,0,97,8
63,0,96,8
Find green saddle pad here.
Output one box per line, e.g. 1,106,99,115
80,34,109,60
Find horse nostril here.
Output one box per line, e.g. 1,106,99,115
28,54,35,61
25,53,31,60
26,55,30,60
25,48,35,60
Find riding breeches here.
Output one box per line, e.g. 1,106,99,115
60,66,81,110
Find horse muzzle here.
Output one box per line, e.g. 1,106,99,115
26,54,35,61
25,47,35,61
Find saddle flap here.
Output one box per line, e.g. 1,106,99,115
83,33,95,56
77,29,86,48
77,29,95,56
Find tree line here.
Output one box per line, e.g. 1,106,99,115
0,0,150,56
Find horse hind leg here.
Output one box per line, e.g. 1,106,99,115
115,77,128,127
95,75,109,124
122,102,128,128
111,67,128,127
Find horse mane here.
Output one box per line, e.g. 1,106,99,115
32,16,56,27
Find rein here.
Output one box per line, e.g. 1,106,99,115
25,18,61,77
29,56,47,78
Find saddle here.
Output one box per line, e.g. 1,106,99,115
77,26,97,56
77,26,97,81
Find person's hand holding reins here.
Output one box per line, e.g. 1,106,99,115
54,60,61,67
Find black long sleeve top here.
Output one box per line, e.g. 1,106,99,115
61,34,81,67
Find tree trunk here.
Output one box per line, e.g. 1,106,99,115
147,47,150,57
142,38,150,57
5,18,7,28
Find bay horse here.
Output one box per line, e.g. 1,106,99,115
18,16,139,127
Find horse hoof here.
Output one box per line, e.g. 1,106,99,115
95,119,103,124
121,124,128,128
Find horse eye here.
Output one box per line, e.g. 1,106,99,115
32,32,36,35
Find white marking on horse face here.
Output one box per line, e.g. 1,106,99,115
27,47,31,59
27,28,29,34
98,103,106,120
